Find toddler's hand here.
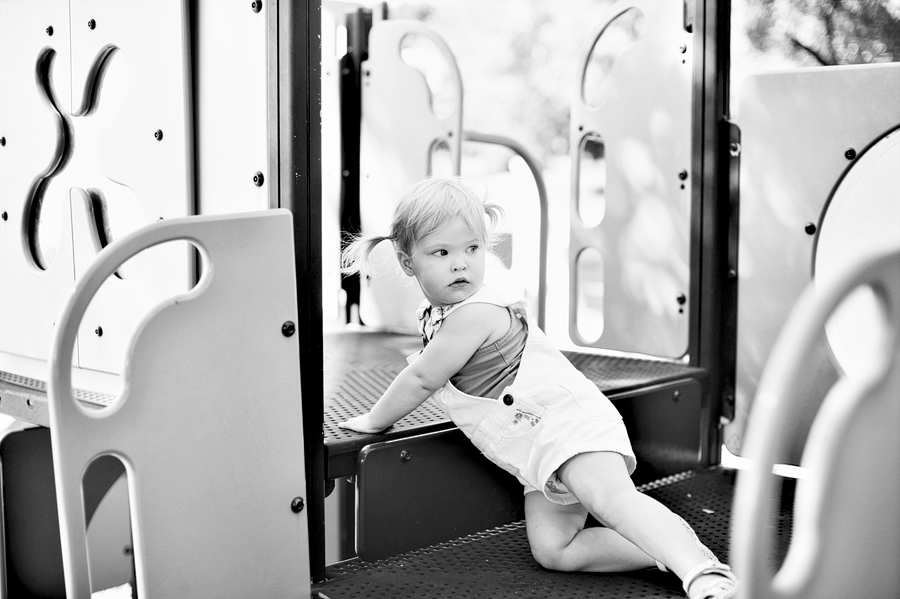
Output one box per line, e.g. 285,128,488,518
338,413,387,434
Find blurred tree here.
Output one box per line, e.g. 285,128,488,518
745,0,900,65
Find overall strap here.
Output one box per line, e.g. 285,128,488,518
416,287,510,346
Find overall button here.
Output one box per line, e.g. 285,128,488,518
502,394,514,406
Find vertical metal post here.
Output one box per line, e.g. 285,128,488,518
690,0,733,465
339,8,372,322
277,0,325,583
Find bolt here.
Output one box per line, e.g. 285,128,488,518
844,147,857,160
290,497,305,513
87,19,96,30
804,222,817,235
95,326,103,337
0,136,5,146
729,142,741,157
1,212,7,221
400,449,412,463
253,171,265,187
727,269,737,279
282,321,296,337
154,129,163,141
678,169,689,181
46,26,54,36
673,390,681,401
251,0,262,13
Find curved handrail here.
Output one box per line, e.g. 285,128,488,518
731,248,900,598
463,131,548,330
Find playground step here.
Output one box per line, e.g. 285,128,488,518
323,330,706,479
314,467,794,598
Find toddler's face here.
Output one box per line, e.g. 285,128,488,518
399,217,486,307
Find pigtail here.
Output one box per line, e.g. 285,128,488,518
482,198,506,253
340,234,392,275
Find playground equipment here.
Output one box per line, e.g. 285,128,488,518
0,0,897,597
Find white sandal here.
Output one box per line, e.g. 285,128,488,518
682,561,738,599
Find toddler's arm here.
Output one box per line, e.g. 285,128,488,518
338,303,505,433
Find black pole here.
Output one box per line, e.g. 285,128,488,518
278,0,326,583
338,8,372,323
691,0,733,466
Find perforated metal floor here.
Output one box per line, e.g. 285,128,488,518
314,467,794,598
323,331,706,478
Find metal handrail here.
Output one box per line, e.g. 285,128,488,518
463,131,549,330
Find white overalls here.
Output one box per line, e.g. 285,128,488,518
410,287,637,506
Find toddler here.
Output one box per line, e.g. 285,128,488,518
339,177,737,599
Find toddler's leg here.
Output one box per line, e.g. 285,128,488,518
523,490,656,572
557,452,736,598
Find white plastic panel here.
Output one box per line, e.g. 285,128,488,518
730,63,900,457
0,0,76,362
569,0,692,357
359,19,463,331
0,0,194,380
69,0,194,376
193,0,271,215
48,210,309,598
815,129,900,380
732,249,899,599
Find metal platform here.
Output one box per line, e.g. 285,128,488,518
0,330,707,480
314,467,794,598
322,331,706,478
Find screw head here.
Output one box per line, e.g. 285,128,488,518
253,171,265,187
804,222,817,235
88,19,96,30
678,169,689,181
251,0,262,13
844,147,857,160
0,136,6,146
400,449,412,463
154,129,163,141
290,497,305,513
676,293,687,305
679,44,687,53
46,26,54,36
282,321,296,337
95,326,103,337
1,212,7,221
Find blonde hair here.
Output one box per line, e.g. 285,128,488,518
341,177,504,276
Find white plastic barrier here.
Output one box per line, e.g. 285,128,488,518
48,210,310,599
732,248,900,598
